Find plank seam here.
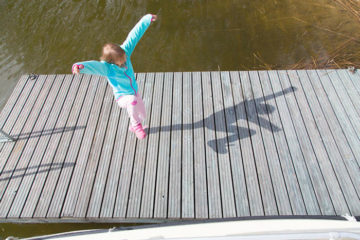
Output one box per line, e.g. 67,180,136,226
180,72,183,218
239,71,265,216
230,71,250,216
152,73,166,218
219,71,238,216
199,72,210,219
166,72,175,219
209,72,223,217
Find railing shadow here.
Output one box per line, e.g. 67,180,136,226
13,126,86,140
0,162,75,182
146,86,296,154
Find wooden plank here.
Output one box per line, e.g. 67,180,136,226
60,76,106,218
211,71,236,218
167,72,183,219
154,72,173,218
0,75,29,129
230,72,263,216
220,71,249,217
0,76,37,166
295,70,360,215
73,85,113,218
306,70,360,178
100,73,142,218
192,72,208,219
0,75,29,152
336,70,360,116
20,75,72,218
46,75,98,218
8,75,64,218
0,75,47,203
202,72,222,218
240,71,278,216
318,70,360,139
26,75,81,218
288,70,352,215
201,72,222,219
125,73,155,218
140,73,164,218
87,97,121,218
33,75,86,218
0,75,55,217
100,108,128,218
308,71,360,169
181,72,195,219
258,71,307,215
345,70,360,95
250,71,292,215
276,70,335,215
268,71,322,215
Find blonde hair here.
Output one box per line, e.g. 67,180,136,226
100,43,126,66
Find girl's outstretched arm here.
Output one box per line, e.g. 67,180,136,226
121,14,157,57
72,60,109,76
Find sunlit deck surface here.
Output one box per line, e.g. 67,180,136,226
0,70,359,223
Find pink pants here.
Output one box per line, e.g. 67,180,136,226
117,94,146,126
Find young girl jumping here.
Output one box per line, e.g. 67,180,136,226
72,14,157,139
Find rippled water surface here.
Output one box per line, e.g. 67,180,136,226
1,0,360,111
0,0,359,238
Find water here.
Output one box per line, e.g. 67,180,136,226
1,0,359,112
0,0,359,238
0,222,143,239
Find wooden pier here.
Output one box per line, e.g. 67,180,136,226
0,70,359,223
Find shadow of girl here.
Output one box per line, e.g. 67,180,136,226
146,86,296,154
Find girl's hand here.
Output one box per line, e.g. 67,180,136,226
151,15,158,22
72,64,80,75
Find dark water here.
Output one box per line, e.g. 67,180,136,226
1,0,360,111
0,0,359,238
0,222,149,239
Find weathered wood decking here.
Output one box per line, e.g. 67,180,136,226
0,70,359,223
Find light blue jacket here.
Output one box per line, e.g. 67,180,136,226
73,14,153,100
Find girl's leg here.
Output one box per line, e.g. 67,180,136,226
117,95,146,139
129,94,146,126
117,94,146,126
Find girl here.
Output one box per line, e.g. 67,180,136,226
72,14,157,139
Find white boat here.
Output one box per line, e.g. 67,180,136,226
18,216,360,240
